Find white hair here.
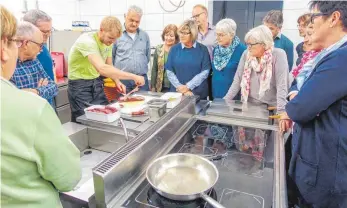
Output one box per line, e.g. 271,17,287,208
16,21,40,39
216,18,237,36
245,25,274,49
127,5,143,16
23,9,52,26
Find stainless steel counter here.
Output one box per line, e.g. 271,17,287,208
206,99,272,124
60,96,287,208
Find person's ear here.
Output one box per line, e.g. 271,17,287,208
1,39,10,63
330,11,341,28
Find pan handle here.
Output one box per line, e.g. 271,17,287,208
200,193,226,208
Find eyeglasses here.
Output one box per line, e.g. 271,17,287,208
297,24,306,28
40,29,52,35
216,33,227,38
179,32,191,36
246,42,262,48
27,40,44,49
9,38,24,48
310,12,329,24
191,12,205,20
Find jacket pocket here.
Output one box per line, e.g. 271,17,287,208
295,155,318,194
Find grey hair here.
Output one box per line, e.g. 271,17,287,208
127,5,143,16
23,9,52,26
245,25,274,50
263,10,283,28
179,19,198,42
216,18,237,36
16,21,40,39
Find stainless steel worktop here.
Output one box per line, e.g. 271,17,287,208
60,97,287,208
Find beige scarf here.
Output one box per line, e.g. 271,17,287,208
240,48,273,102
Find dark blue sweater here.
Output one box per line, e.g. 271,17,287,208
165,42,211,99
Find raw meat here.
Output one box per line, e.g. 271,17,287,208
118,96,145,103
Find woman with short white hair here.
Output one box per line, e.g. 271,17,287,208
212,18,246,99
224,25,289,113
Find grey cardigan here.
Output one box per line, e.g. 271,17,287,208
224,48,289,112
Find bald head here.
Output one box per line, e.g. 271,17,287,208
17,21,43,61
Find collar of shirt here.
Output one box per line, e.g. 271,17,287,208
275,32,282,40
17,58,37,65
123,26,140,34
181,42,197,49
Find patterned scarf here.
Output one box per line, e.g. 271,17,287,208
213,36,240,71
240,48,273,102
155,44,165,92
296,35,347,90
291,50,321,78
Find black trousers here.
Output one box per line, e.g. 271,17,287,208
67,77,109,122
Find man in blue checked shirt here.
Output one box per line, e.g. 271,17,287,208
10,21,58,107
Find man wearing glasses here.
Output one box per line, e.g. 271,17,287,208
192,4,216,100
10,21,58,107
192,4,216,58
23,10,54,81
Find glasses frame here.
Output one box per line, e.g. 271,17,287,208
27,40,44,49
179,31,191,36
310,12,329,24
191,12,205,20
9,38,24,48
246,42,262,48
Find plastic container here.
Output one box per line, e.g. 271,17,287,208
160,92,182,108
84,105,120,123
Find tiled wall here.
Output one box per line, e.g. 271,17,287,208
1,0,310,50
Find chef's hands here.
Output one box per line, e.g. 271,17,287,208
113,79,126,94
279,112,292,133
176,85,189,94
133,75,145,86
37,78,48,87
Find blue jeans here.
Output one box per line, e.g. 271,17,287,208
121,74,149,93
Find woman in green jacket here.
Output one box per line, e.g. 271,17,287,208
151,24,179,92
0,6,81,208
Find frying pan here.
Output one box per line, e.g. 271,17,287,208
146,153,226,208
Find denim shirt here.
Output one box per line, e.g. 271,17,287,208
112,28,151,75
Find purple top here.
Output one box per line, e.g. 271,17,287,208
197,23,217,58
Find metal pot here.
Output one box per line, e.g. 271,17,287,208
147,99,168,122
146,153,226,208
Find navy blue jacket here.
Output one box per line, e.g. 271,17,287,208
286,42,347,207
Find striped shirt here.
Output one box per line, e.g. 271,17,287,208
10,59,58,106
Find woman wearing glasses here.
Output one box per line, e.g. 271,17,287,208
280,1,347,207
10,21,58,107
211,18,246,99
1,6,81,208
166,19,211,99
224,25,289,114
